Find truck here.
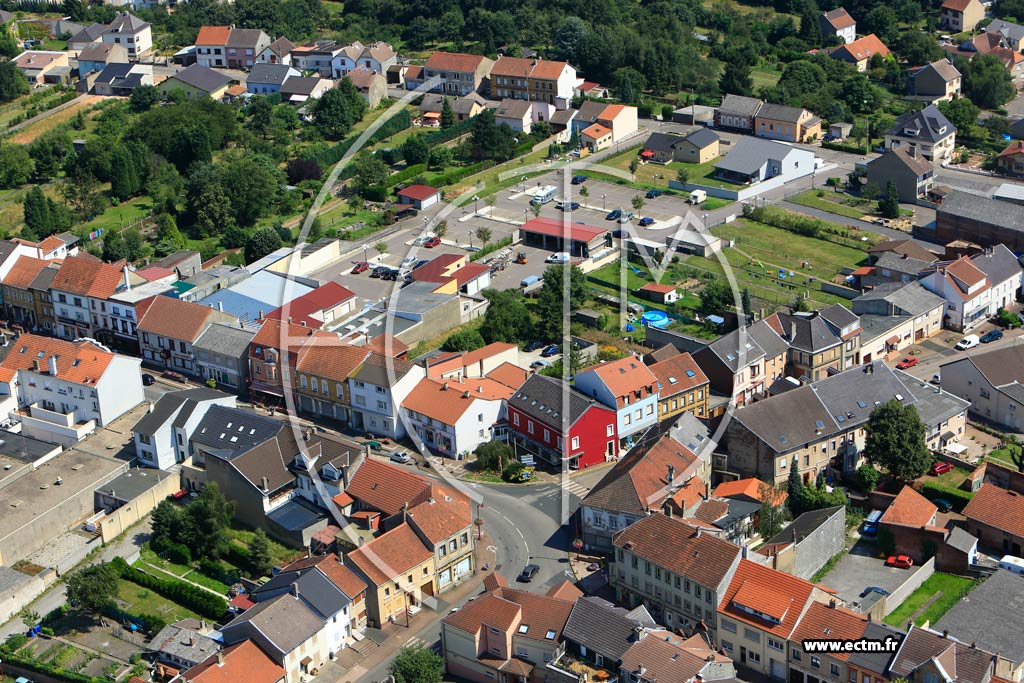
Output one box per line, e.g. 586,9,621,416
531,186,558,205
520,275,541,288
688,189,707,205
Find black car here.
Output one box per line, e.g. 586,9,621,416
524,340,546,352
571,175,588,185
541,344,560,357
518,564,540,582
645,189,663,199
931,498,953,513
560,201,581,212
142,373,155,386
981,329,1003,343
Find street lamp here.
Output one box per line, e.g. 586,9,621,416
520,176,527,192
468,231,473,249
602,194,607,211
702,213,709,230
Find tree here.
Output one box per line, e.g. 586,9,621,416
248,96,273,137
184,482,235,559
661,104,675,121
858,464,880,492
443,328,486,351
23,186,52,234
475,440,512,472
389,643,444,683
719,61,753,97
58,167,104,220
741,288,751,314
0,61,30,103
193,184,236,238
0,144,34,189
249,528,274,576
475,227,492,245
878,180,900,219
218,153,282,226
151,499,188,543
401,135,430,166
130,84,160,113
861,6,899,45
861,181,881,201
481,289,532,343
787,455,805,515
536,265,587,341
798,1,822,47
440,97,456,129
351,152,389,196
959,54,1016,109
863,400,931,483
28,129,72,180
245,227,284,264
433,220,448,238
312,83,367,139
676,167,690,184
938,97,980,137
699,279,732,315
895,31,944,68
631,195,645,213
65,563,120,617
757,481,789,539
375,241,389,257
469,109,517,162
19,608,41,629
774,60,828,105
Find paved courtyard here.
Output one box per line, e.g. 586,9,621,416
821,539,922,606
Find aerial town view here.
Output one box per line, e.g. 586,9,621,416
1,0,1024,682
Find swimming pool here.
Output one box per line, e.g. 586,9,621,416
641,310,671,328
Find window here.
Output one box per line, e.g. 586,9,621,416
721,619,736,633
811,656,821,669
748,652,761,664
513,413,519,426
139,434,151,445
646,404,654,415
571,436,580,449
527,420,534,434
721,640,733,652
461,533,468,545
794,650,802,661
768,637,784,651
311,378,319,392
744,628,760,643
831,663,841,676
301,376,308,389
923,675,938,683
694,585,701,598
606,424,614,436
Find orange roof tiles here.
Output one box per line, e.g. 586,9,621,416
833,34,891,61
51,255,126,298
486,362,528,390
713,478,787,505
823,8,856,29
546,580,584,601
600,104,626,121
941,0,976,10
295,340,369,384
496,586,575,642
184,640,284,683
136,295,223,342
346,458,432,516
790,601,867,660
719,559,817,638
312,555,367,599
582,355,657,400
442,591,522,633
963,484,1024,538
586,435,701,515
490,56,569,81
39,235,65,253
880,486,937,527
196,25,232,45
363,333,409,358
999,141,1024,158
648,351,709,398
582,123,612,139
251,317,320,352
403,376,515,425
4,257,49,290
426,342,516,378
639,282,677,294
407,485,472,544
346,523,433,586
424,52,489,73
2,334,116,385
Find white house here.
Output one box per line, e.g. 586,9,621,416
100,12,151,59
401,376,513,458
347,353,424,440
971,244,1022,312
573,355,660,444
712,137,816,185
940,345,1024,431
330,41,397,78
919,250,1020,332
50,256,135,341
1,335,144,447
132,388,237,470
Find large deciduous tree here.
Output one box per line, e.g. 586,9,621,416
863,399,931,483
65,563,120,617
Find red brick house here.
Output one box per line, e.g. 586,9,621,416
878,485,945,562
963,483,1024,556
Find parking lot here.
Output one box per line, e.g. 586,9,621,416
821,539,922,606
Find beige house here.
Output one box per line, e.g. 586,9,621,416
942,0,985,32
907,59,962,103
12,51,69,85
421,51,495,96
581,122,614,151
574,101,640,142
344,67,387,108
406,484,476,594
754,104,822,143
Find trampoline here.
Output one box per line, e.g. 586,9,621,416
641,310,671,328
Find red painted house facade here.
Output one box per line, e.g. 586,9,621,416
507,374,618,469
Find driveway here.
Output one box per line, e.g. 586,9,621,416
821,539,919,606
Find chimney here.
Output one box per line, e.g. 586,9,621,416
216,652,224,666
634,625,646,641
261,476,269,492
667,464,675,483
293,582,299,599
908,146,916,159
943,630,949,639
401,501,408,523
288,317,293,324
48,355,58,376
792,527,797,542
741,545,748,558
829,599,837,608
694,528,701,538
123,264,132,291
218,300,224,312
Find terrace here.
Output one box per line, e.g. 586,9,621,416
548,648,618,683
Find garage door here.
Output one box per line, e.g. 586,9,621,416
771,659,786,680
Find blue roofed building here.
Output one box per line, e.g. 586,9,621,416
199,270,317,325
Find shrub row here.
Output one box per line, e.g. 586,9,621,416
423,117,475,145
111,557,227,619
151,535,192,565
390,163,428,186
470,236,513,261
918,481,974,512
306,108,413,168
822,140,872,155
102,604,167,636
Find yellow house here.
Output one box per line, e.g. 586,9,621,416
648,351,710,420
581,122,614,152
406,485,476,593
295,341,369,423
159,64,232,100
344,522,437,627
754,103,823,143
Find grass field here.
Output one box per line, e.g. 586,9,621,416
588,261,702,311
883,573,977,628
751,67,782,90
116,580,201,623
789,189,876,220
7,95,105,144
227,524,303,568
988,443,1021,469
136,547,233,594
85,196,154,233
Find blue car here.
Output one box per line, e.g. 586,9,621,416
981,329,1003,343
571,175,588,185
541,344,560,357
524,340,546,352
645,189,662,199
638,217,654,227
606,209,622,221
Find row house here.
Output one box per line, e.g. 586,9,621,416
581,434,706,552
347,352,423,440
890,625,1001,683
507,374,619,470
574,355,659,445
104,275,178,353
330,41,397,78
136,295,238,376
754,103,822,143
648,350,710,420
2,257,58,334
193,323,256,392
770,304,862,381
50,256,134,341
12,233,79,261
181,640,285,683
918,250,1022,332
845,622,906,683
294,339,370,423
940,345,1024,432
256,37,296,66
290,41,345,77
248,318,318,405
693,317,789,406
573,101,640,143
195,26,271,69
0,334,144,447
489,55,577,106
788,600,872,683
132,387,236,470
416,51,495,96
401,375,515,457
611,514,743,637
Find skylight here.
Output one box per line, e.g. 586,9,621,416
545,630,556,640
685,370,695,378
779,435,787,444
815,420,825,430
518,624,529,634
668,377,678,384
857,400,867,409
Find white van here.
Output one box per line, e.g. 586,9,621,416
545,252,570,264
999,555,1024,575
688,189,707,205
531,186,558,205
955,334,980,350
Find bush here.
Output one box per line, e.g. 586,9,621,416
361,184,389,202
166,543,192,566
918,481,974,512
857,464,880,493
118,562,227,620
502,461,527,482
4,634,28,652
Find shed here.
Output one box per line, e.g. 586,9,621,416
573,309,604,328
638,282,679,305
672,104,715,125
829,122,853,139
396,184,441,210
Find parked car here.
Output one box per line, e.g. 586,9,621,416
571,175,588,185
370,266,387,278
930,461,954,475
606,209,622,221
163,371,187,383
981,329,1003,343
618,211,634,223
885,554,914,569
400,256,418,269
545,252,570,264
638,217,654,227
930,374,940,385
932,498,953,513
351,261,370,274
557,201,580,211
896,357,918,369
541,344,560,357
645,189,663,199
390,451,411,464
142,373,155,386
955,334,980,350
171,488,189,500
530,359,550,369
859,586,890,598
424,236,441,248
518,564,540,582
524,340,546,352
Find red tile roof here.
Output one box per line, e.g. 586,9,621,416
51,255,126,298
346,458,432,516
442,591,522,633
424,52,489,73
4,257,49,290
639,282,677,294
397,183,440,202
520,217,607,243
790,601,867,660
346,523,433,586
823,8,857,29
295,339,369,384
713,478,787,505
719,559,817,639
648,351,709,398
832,34,891,62
546,580,584,601
362,333,410,358
582,123,612,140
880,485,937,527
491,56,570,81
266,282,356,328
426,342,517,378
614,515,741,588
184,640,284,683
2,334,116,385
412,254,490,289
39,235,65,253
196,25,232,45
581,355,657,399
136,295,223,343
312,555,367,599
963,483,1024,538
999,140,1024,158
407,484,473,544
486,362,528,390
586,435,701,515
136,266,176,282
942,0,977,11
404,376,515,426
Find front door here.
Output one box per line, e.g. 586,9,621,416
740,647,747,664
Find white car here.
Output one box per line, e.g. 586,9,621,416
389,451,411,464
545,252,570,264
955,334,979,350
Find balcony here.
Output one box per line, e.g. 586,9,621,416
548,651,617,683
15,402,95,446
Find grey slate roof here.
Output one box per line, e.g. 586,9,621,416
681,127,720,149
670,411,714,457
150,623,220,665
107,12,149,33
562,597,657,661
133,387,230,435
93,63,133,85
971,243,1022,286
190,404,281,459
873,250,935,276
766,506,844,545
247,63,295,86
511,374,599,430
848,622,904,674
226,28,266,48
169,65,231,93
718,94,763,117
221,593,323,656
69,22,108,44
715,137,795,175
819,302,859,331
194,323,255,358
644,132,684,153
252,565,350,619
279,76,322,96
812,361,912,428
893,369,970,427
732,384,837,453
853,281,945,317
887,104,955,143
945,525,977,554
776,312,842,353
939,189,1024,232
703,327,766,372
986,19,1024,44
755,103,806,123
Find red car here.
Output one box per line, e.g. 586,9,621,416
930,461,954,475
896,357,919,369
886,554,914,569
424,236,441,248
351,261,370,274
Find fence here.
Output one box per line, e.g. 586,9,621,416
882,556,935,618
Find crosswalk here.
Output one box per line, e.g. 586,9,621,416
536,480,591,500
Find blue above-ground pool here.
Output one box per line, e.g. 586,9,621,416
641,310,671,328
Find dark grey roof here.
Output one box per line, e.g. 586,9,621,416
265,37,295,58
29,264,57,291
94,63,133,84
873,251,934,276
644,132,684,153
133,388,231,435
106,12,148,33
971,243,1021,286
69,22,108,44
511,374,598,430
776,312,841,353
190,405,281,459
768,376,802,395
495,98,532,120
253,565,350,618
0,430,59,463
221,593,323,656
715,138,796,175
766,506,844,545
732,384,838,453
934,569,1024,665
149,623,220,664
96,468,172,502
746,318,788,359
848,622,904,673
857,313,912,341
811,361,912,429
819,302,860,331
887,104,955,143
945,525,977,554
893,369,970,427
939,189,1024,232
718,94,763,117
226,28,266,48
562,597,657,661
704,327,766,372
986,19,1024,43
280,76,322,96
247,63,296,86
670,411,714,457
169,65,231,93
854,281,945,317
715,498,761,529
194,323,255,357
0,9,14,23
681,127,720,149
756,103,806,123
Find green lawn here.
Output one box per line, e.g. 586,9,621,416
588,261,701,311
712,217,868,276
116,580,202,623
601,149,744,191
883,573,977,628
227,524,302,568
84,196,154,233
988,443,1021,469
751,67,782,90
136,547,232,594
701,196,733,210
789,189,876,220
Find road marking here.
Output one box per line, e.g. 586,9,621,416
487,545,497,553
490,508,530,558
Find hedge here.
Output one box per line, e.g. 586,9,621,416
111,557,227,619
423,117,475,145
918,481,974,512
822,140,873,155
305,108,412,168
390,163,428,186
